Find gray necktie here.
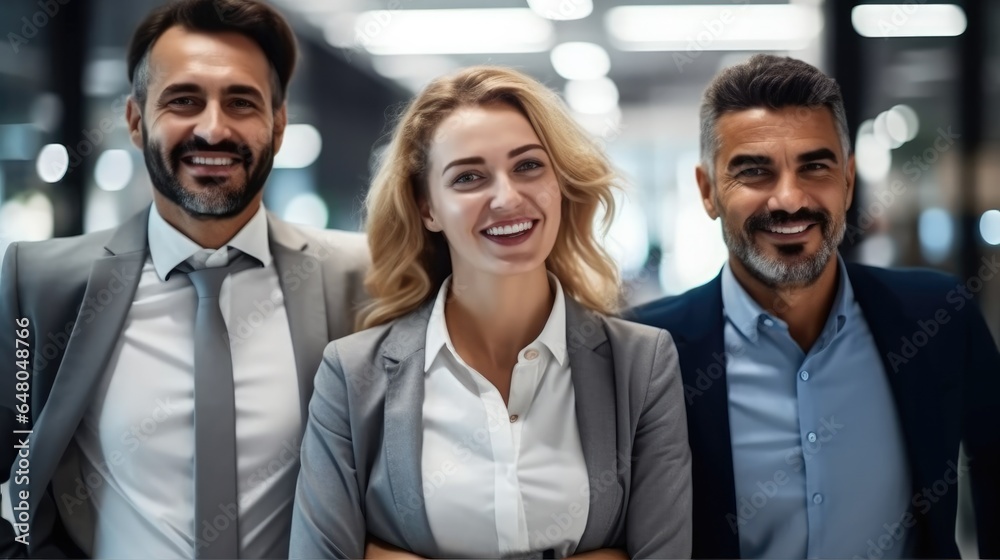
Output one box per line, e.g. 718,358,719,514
175,251,260,559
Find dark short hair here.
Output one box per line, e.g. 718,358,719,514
699,54,851,177
127,0,297,109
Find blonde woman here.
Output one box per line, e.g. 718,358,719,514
289,66,691,559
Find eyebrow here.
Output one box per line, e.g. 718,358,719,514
158,82,205,100
726,147,840,172
157,83,266,105
442,157,485,175
441,144,546,176
508,143,545,158
727,154,772,171
798,148,839,164
225,84,266,104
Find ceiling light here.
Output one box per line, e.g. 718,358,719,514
606,4,822,51
528,0,593,21
327,9,555,55
551,42,611,80
564,78,619,115
852,4,966,38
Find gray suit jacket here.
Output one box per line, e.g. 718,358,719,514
289,298,692,559
0,207,370,557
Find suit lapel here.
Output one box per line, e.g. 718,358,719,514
844,263,910,386
565,301,623,551
845,262,952,555
381,303,436,554
28,211,149,517
268,215,330,425
675,275,741,558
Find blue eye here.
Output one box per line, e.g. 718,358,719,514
516,160,543,172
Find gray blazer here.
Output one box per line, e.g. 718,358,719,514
289,297,692,559
0,207,371,557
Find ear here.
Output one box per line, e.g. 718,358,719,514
844,153,856,210
272,103,288,154
126,95,143,149
419,196,442,232
696,164,719,220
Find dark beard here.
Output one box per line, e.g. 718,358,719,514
143,129,274,219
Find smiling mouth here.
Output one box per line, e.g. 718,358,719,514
181,155,241,167
482,220,536,238
766,224,811,234
758,222,818,237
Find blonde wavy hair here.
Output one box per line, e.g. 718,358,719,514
360,65,622,330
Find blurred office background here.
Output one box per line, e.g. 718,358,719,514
0,0,999,342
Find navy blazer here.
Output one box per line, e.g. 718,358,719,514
628,261,1000,559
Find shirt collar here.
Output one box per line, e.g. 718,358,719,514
423,272,568,372
721,254,854,344
148,203,272,281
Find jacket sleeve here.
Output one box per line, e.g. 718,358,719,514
627,329,693,559
288,341,367,560
961,302,1000,558
1,243,28,558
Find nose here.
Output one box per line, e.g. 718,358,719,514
766,172,810,215
489,173,525,211
192,101,233,146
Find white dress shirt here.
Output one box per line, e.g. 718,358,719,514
421,275,589,559
65,204,301,558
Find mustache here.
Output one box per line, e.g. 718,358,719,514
744,208,830,233
170,137,254,168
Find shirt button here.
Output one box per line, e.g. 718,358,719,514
807,432,818,443
813,493,824,504
800,370,810,381
523,349,539,360
762,318,774,327
509,414,519,423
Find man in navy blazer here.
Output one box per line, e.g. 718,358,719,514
630,54,999,559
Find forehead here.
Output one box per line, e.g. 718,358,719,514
428,104,542,165
146,25,272,95
715,106,842,159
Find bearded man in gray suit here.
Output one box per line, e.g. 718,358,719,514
0,1,369,557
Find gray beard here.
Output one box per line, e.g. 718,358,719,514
722,216,845,289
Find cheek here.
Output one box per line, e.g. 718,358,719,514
434,196,483,235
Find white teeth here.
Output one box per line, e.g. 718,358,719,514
486,220,533,236
190,156,234,166
768,224,809,234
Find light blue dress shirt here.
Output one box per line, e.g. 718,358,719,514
722,256,912,559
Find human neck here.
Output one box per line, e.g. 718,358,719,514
153,193,261,249
445,266,554,369
729,254,841,352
